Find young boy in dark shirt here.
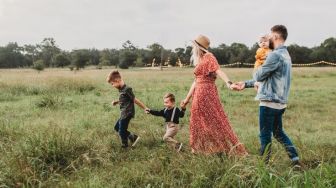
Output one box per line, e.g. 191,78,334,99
146,93,186,152
107,70,148,148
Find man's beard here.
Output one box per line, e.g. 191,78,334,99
269,40,274,50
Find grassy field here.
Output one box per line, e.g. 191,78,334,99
0,67,335,187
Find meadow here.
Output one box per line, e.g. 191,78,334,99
0,67,335,187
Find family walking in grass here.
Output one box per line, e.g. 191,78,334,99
106,24,303,168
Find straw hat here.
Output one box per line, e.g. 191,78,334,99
193,35,210,51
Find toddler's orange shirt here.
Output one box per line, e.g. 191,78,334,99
255,48,271,68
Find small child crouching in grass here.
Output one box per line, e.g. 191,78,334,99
107,70,148,149
146,93,186,152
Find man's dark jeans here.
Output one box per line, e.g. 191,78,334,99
259,106,299,162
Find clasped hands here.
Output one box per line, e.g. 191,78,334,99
229,81,245,91
230,81,260,91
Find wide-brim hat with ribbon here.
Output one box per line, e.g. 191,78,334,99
193,35,210,51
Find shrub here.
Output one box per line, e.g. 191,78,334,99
35,94,62,108
7,129,95,186
32,60,45,73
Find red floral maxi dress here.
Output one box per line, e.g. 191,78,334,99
190,53,247,155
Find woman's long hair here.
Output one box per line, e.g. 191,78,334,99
191,43,207,66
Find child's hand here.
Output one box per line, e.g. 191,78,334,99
180,100,187,110
231,82,245,91
230,83,240,91
254,82,260,91
180,100,187,109
144,108,150,114
112,100,119,106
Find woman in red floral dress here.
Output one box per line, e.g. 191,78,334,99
181,35,248,155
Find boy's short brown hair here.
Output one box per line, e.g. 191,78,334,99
164,93,175,102
106,70,121,83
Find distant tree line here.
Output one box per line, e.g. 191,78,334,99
0,37,335,69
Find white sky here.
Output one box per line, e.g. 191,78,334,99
0,0,335,50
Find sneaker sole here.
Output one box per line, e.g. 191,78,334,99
177,143,183,152
131,137,140,147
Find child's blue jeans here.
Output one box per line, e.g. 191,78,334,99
259,106,299,162
114,116,132,145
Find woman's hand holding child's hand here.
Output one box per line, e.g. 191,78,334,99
180,100,188,109
145,108,150,114
230,83,240,90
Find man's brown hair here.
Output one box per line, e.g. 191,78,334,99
164,93,175,102
106,70,121,83
271,25,288,41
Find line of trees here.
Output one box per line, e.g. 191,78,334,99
0,37,335,69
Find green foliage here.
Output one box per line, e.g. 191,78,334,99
0,42,29,68
88,48,100,65
71,49,90,70
0,78,96,96
310,37,336,63
99,49,119,66
0,68,335,187
1,37,336,69
35,94,63,108
38,38,61,67
52,53,71,67
135,57,145,67
69,65,74,71
4,129,95,187
147,43,164,65
32,59,45,72
119,41,138,69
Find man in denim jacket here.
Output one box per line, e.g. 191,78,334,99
234,25,303,168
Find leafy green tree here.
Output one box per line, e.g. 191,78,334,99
288,44,313,64
138,49,153,66
24,44,39,65
227,43,249,64
245,43,259,65
52,53,71,67
0,43,28,68
147,43,163,65
32,59,45,73
183,46,192,65
88,48,100,65
37,38,60,67
118,41,138,69
119,50,137,69
169,51,178,66
175,48,185,59
318,37,336,62
71,49,90,70
99,49,119,67
210,44,230,65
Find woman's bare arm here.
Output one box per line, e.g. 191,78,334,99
216,69,233,88
182,81,196,106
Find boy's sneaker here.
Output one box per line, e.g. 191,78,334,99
292,160,305,171
129,134,140,147
121,143,128,149
175,143,183,152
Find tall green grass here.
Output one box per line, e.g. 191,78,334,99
0,67,335,187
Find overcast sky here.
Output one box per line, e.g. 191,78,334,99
0,0,335,50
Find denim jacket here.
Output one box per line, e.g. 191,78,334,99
245,45,292,104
